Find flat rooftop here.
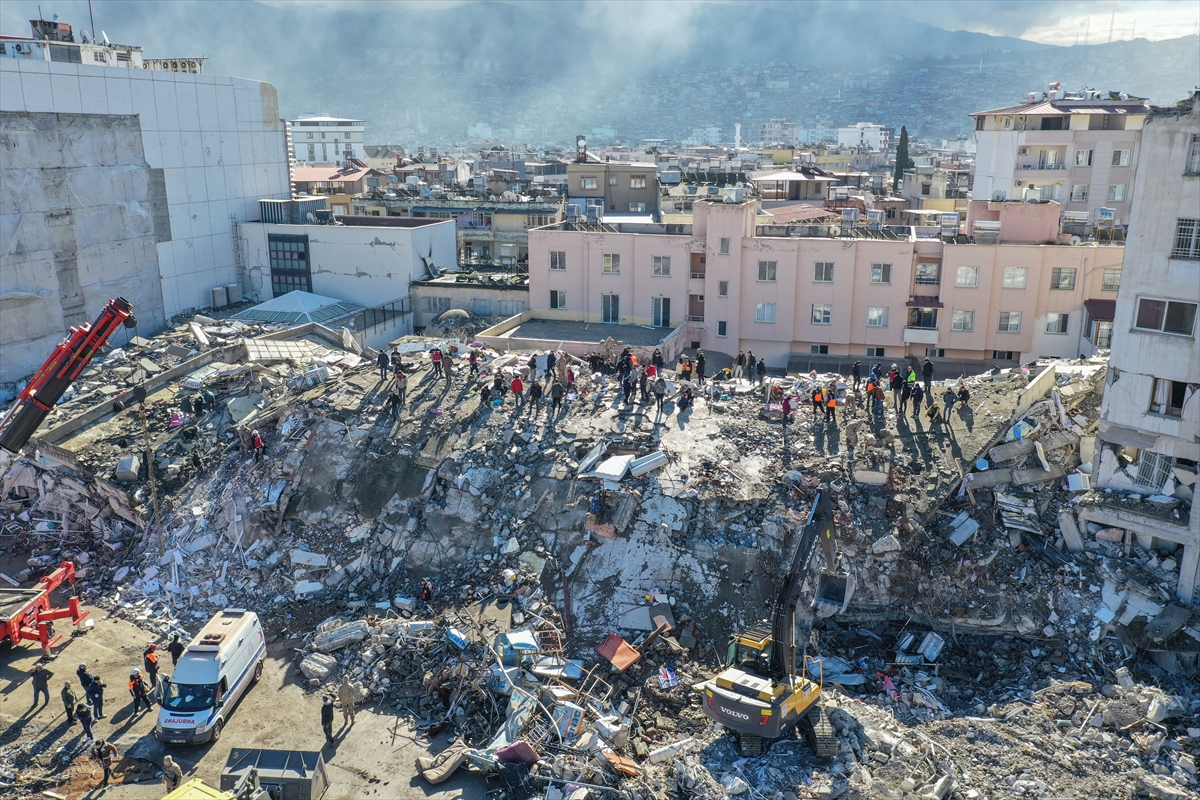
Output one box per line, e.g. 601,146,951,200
493,319,670,347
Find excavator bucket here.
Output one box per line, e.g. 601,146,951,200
814,569,854,618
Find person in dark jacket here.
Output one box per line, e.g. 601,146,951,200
31,664,51,707
528,380,544,415
922,358,934,394
695,350,706,385
889,367,904,409
910,383,925,417
167,634,185,666
376,349,389,381
321,695,335,744
77,703,94,741
91,739,118,785
143,644,160,687
550,379,565,415
62,682,78,722
756,358,767,384
86,675,106,719
851,361,862,391
128,670,152,714
76,664,94,697
899,381,912,415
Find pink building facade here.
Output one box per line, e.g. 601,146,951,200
529,200,1123,367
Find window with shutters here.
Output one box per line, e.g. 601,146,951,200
1171,219,1200,260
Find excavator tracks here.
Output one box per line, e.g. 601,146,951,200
802,705,838,759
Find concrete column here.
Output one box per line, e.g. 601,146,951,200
1179,544,1198,605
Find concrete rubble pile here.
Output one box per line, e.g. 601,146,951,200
4,320,1199,799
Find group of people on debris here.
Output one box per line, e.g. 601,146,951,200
28,635,188,787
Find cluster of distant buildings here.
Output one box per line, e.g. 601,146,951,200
2,19,1197,555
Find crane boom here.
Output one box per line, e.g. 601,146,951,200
0,297,136,455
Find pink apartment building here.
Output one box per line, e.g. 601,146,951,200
527,198,1123,368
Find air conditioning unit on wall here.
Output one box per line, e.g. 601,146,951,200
1019,147,1029,155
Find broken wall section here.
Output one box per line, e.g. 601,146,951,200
0,111,166,384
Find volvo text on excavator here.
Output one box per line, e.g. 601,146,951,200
699,490,854,757
0,297,136,465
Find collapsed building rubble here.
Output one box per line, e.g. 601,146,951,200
1,313,1198,798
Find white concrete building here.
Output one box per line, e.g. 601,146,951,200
971,89,1149,224
1088,92,1200,604
291,115,366,164
837,122,890,152
237,215,458,343
0,20,291,382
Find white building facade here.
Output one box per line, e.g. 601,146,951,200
1089,93,1200,604
0,34,291,381
291,115,366,164
837,122,890,152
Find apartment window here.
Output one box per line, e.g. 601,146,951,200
866,346,886,358
549,290,567,310
1107,184,1126,202
1070,184,1089,202
1171,219,1200,259
421,296,451,314
549,251,567,271
717,320,728,337
307,132,314,140
1046,312,1070,334
719,237,731,255
1074,149,1092,166
580,176,598,190
955,265,979,288
975,117,985,131
870,263,892,284
920,183,931,196
652,256,672,277
1040,116,1065,130
757,260,777,282
926,348,946,358
1111,149,1131,167
1089,318,1113,347
718,280,729,297
810,345,829,355
601,293,620,323
307,144,315,161
321,132,326,139
527,215,554,228
811,304,832,325
1050,268,1076,290
756,302,777,323
813,261,834,282
1135,451,1174,490
951,310,975,331
867,306,889,327
914,262,939,285
1002,266,1027,289
1102,268,1121,292
908,308,938,329
992,350,1015,360
1149,379,1187,418
629,202,647,213
1135,298,1197,336
602,253,620,274
997,311,1022,333
630,175,647,189
267,234,312,297
608,174,618,187
1187,135,1200,175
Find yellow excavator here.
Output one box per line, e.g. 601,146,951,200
700,491,852,757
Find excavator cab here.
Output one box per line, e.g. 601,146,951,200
726,624,773,675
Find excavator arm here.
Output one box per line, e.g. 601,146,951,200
0,297,135,457
769,491,836,679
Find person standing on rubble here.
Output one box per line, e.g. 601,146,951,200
871,381,886,418
511,375,525,410
492,374,507,398
91,738,119,786
695,350,706,385
395,369,408,407
942,386,958,421
143,644,160,687
733,351,746,381
910,383,925,418
899,379,912,415
756,357,767,385
418,578,434,614
825,385,838,423
638,366,649,402
251,430,265,463
128,669,152,715
746,351,757,382
679,359,693,383
810,385,824,417
851,361,863,391
653,377,667,415
442,348,454,380
546,350,557,379
31,664,51,708
528,380,544,416
550,379,565,416
376,349,389,382
889,365,903,409
781,395,794,424
77,702,95,742
566,367,576,395
468,348,479,376
652,348,664,372
922,358,935,395
86,674,106,719
338,678,356,726
387,389,401,420
320,695,335,745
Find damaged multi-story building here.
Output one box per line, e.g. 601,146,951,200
1089,91,1200,604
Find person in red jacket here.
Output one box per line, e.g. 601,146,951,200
251,430,264,463
511,376,524,410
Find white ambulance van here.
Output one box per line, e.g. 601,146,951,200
155,608,266,744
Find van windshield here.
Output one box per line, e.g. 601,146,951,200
161,681,217,712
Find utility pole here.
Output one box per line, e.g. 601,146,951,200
138,404,162,551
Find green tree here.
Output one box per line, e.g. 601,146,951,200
893,126,914,190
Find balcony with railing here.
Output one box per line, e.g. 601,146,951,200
690,252,706,280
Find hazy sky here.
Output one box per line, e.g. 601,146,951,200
2,0,1196,45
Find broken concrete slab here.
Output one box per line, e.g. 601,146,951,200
313,620,370,652
300,652,337,681
1058,510,1085,554
291,549,330,568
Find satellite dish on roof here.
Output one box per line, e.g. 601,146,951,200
828,225,841,237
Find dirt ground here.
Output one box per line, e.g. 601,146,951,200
0,612,487,798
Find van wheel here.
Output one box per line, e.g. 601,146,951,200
253,661,263,683
211,720,223,743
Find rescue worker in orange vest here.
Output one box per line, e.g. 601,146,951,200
811,386,824,417
128,669,153,714
143,644,160,688
825,384,838,423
